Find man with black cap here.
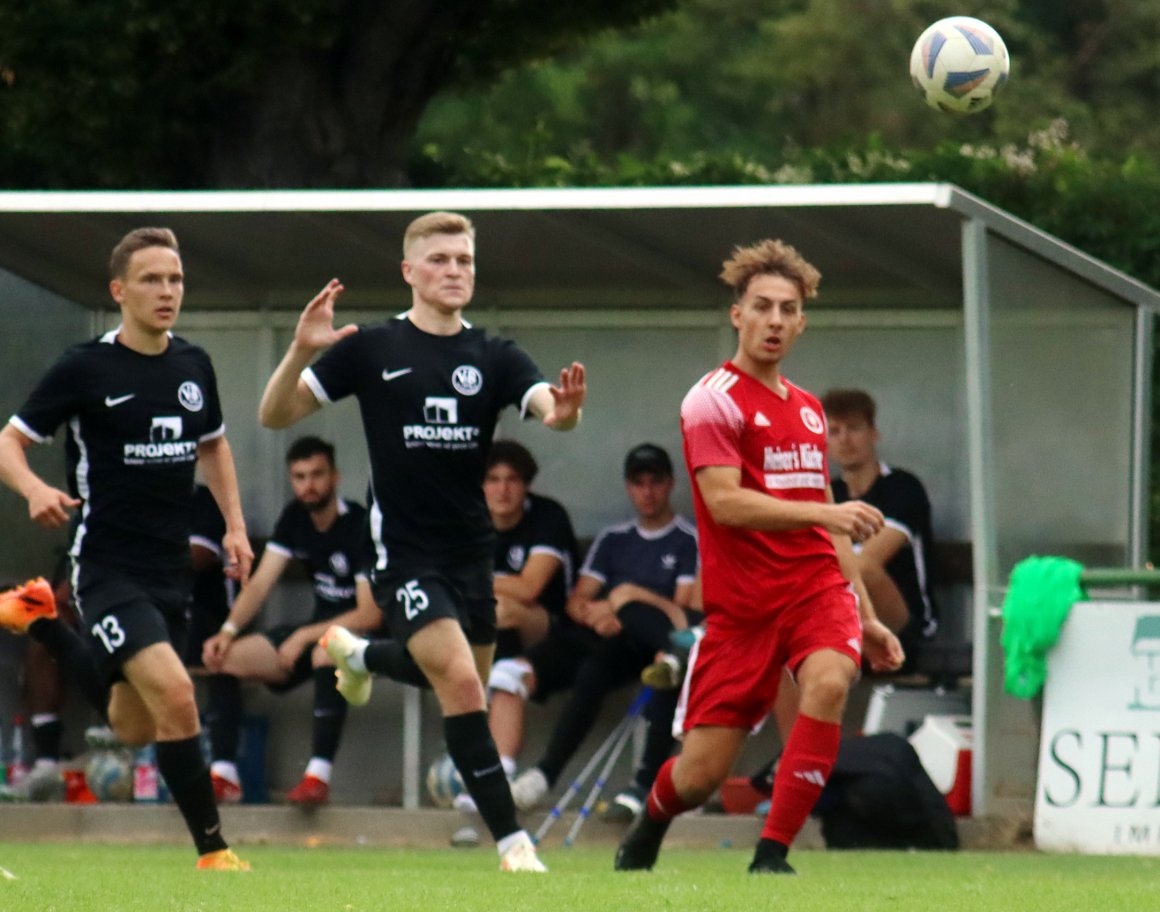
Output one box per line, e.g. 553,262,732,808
503,443,700,812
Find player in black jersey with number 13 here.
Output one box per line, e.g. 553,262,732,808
0,228,253,871
259,211,585,873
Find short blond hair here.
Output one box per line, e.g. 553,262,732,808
402,211,475,256
719,239,821,302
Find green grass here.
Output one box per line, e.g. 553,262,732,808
1,843,1158,912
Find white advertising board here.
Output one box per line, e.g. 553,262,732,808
1035,601,1160,853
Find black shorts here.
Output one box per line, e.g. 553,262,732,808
73,562,192,686
262,624,316,692
372,558,496,647
524,621,602,702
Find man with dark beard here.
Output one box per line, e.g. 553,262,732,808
201,436,381,806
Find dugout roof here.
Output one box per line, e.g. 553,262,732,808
0,182,1155,313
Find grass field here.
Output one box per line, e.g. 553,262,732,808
2,842,1158,912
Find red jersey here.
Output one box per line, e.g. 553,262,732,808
680,362,847,630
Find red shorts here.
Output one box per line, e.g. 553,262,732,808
674,584,863,735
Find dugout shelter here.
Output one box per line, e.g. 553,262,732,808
0,183,1155,822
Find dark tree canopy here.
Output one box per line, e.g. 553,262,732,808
0,0,678,188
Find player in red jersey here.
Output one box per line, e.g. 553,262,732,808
616,238,905,875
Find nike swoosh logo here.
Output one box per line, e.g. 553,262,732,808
104,394,135,407
204,823,221,836
472,763,502,778
381,368,412,382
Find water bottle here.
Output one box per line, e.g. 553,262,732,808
7,716,28,786
133,745,160,802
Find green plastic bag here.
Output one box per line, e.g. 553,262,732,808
1000,556,1085,699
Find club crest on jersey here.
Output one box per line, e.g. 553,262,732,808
178,381,204,412
452,365,483,396
800,406,824,434
506,545,526,570
329,552,350,577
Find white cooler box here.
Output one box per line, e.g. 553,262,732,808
908,713,973,816
862,683,970,738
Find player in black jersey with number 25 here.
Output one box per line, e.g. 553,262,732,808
259,211,585,873
0,228,253,871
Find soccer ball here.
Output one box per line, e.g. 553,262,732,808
425,753,465,809
85,749,134,803
909,16,1009,114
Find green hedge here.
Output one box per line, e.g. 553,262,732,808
418,122,1160,560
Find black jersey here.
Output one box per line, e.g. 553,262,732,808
264,497,369,621
9,331,225,575
494,492,579,620
303,316,545,567
832,463,939,638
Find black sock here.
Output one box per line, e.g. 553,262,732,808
204,674,243,763
156,735,228,856
364,639,430,689
28,618,108,718
311,667,348,760
753,837,790,862
634,688,678,792
445,711,520,842
30,714,63,762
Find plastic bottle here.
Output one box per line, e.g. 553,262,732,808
7,716,28,786
133,745,160,802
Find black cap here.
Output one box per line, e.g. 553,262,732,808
624,443,673,479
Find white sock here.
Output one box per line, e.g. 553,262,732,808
500,756,517,779
305,758,333,782
496,830,531,857
347,640,369,673
210,760,240,785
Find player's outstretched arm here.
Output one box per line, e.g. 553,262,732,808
197,436,254,584
0,425,80,528
530,362,585,431
259,280,357,428
202,548,290,670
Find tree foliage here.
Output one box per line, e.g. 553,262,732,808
415,0,1160,176
0,0,679,188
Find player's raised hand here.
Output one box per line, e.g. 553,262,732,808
294,279,359,353
542,362,586,430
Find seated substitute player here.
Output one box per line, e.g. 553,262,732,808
485,439,579,661
823,388,939,669
615,238,903,875
505,443,699,811
0,226,254,871
259,210,585,872
202,436,381,805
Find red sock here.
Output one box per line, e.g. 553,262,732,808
646,756,696,822
761,713,840,845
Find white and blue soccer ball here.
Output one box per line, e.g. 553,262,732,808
910,16,1009,114
85,749,134,803
425,753,464,809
